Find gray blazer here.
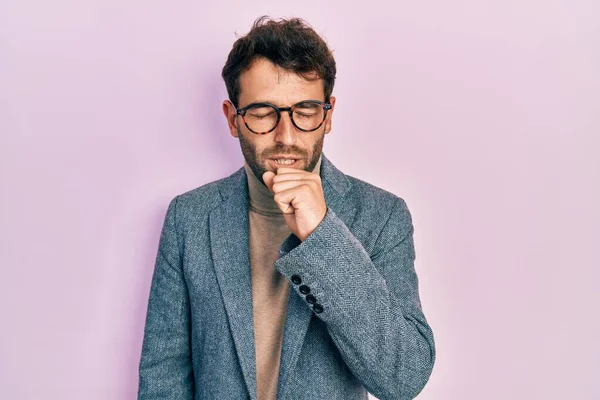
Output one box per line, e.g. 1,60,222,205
137,153,435,400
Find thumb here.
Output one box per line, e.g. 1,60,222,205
262,170,276,194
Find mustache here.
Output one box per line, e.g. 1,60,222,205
263,147,306,158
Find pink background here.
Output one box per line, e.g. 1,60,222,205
1,1,599,399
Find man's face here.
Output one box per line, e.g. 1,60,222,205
223,58,336,185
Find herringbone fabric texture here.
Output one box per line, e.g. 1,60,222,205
138,153,435,400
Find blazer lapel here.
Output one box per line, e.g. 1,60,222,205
276,153,358,399
209,168,257,399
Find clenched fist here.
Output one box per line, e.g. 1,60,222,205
263,167,327,242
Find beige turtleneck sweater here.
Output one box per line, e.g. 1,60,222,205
243,155,322,400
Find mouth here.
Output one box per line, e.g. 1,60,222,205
268,157,302,168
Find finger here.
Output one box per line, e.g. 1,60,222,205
262,171,276,194
272,179,317,194
273,172,320,183
273,189,299,214
272,185,313,214
275,167,304,173
275,167,313,176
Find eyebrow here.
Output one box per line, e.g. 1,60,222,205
243,99,324,107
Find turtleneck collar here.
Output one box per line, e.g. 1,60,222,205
244,154,323,216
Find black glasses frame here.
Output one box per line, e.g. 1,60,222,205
235,100,332,134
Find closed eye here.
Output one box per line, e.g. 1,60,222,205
295,112,317,118
249,112,275,119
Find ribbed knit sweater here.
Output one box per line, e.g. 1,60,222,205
243,155,322,400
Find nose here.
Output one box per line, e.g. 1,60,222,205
273,111,297,146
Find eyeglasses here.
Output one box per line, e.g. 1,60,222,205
236,100,332,134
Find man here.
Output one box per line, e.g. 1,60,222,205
138,16,435,400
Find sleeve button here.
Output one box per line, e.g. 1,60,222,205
291,275,302,285
313,304,324,314
305,294,316,305
299,285,310,294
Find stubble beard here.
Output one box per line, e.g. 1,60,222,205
236,124,324,186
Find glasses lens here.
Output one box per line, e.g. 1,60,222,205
244,105,278,133
292,102,326,131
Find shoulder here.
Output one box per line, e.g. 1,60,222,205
321,154,407,215
346,174,405,207
342,173,411,221
328,170,414,256
167,167,244,222
320,154,412,235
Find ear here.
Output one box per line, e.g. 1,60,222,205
222,100,239,138
324,96,336,134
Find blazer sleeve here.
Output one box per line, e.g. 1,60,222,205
138,196,194,399
274,197,435,400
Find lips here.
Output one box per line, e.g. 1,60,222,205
269,155,301,160
268,158,301,168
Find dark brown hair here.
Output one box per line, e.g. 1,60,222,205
221,16,336,107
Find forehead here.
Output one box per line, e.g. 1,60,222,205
238,57,324,107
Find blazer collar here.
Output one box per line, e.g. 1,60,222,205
208,152,356,399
